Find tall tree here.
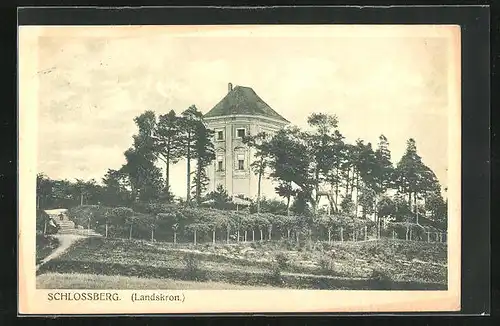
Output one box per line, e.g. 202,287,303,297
155,110,183,198
242,131,273,213
395,138,441,223
180,105,203,204
121,110,164,203
324,130,346,213
266,127,312,214
36,173,53,209
372,135,395,236
192,120,215,205
305,113,339,215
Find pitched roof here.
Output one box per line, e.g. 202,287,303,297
204,85,289,123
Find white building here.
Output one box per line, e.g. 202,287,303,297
203,83,289,199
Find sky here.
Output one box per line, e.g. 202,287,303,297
31,25,457,199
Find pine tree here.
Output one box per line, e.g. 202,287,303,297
155,110,183,199
242,132,273,213
192,120,215,205
180,105,203,205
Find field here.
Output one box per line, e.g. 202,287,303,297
37,237,447,290
37,273,280,290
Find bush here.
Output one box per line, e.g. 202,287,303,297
182,254,206,281
274,252,289,269
36,234,59,264
370,268,393,290
318,258,335,275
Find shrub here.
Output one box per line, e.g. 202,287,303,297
318,258,335,275
182,254,206,281
370,268,393,290
274,252,289,269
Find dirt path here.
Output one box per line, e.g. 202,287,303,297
36,234,86,271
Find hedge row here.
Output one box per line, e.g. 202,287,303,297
66,204,445,244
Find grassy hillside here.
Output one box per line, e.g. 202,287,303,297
37,237,447,290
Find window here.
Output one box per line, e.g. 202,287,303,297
237,128,245,138
217,130,224,140
217,156,224,171
237,154,245,170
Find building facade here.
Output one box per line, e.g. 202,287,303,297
204,83,289,199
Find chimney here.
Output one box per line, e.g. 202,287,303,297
228,82,233,93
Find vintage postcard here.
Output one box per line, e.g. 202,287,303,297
18,24,461,314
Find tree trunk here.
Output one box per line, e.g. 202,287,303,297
151,228,154,242
173,231,177,244
195,166,202,205
237,230,240,242
244,230,247,242
392,230,396,239
43,221,47,235
129,224,133,240
213,229,216,244
260,229,263,242
340,227,344,242
364,225,368,241
405,225,409,240
328,228,331,243
335,168,340,213
409,228,413,241
286,196,291,216
427,232,430,242
80,192,84,206
194,229,197,245
345,168,350,197
186,133,191,204
414,194,419,224
268,226,272,240
257,159,263,213
252,230,255,242
227,227,230,243
105,223,108,238
287,229,291,239
355,173,359,217
165,150,170,194
314,168,320,215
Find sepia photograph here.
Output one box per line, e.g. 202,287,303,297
19,23,461,314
